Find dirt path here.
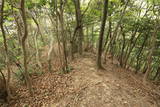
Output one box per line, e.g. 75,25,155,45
1,54,160,107
52,56,159,107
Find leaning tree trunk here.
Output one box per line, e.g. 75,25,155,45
143,23,158,84
31,14,42,68
124,30,141,68
107,0,129,58
153,67,160,81
96,0,109,69
135,33,148,73
20,0,33,95
0,0,13,101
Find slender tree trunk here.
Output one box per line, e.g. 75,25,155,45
135,34,148,73
20,0,33,96
124,31,141,67
31,15,42,68
13,13,23,47
47,14,57,72
34,30,42,68
73,0,83,55
107,0,129,57
97,0,109,69
0,0,12,101
119,26,126,67
53,0,64,71
47,34,54,72
143,24,158,84
70,25,79,59
153,67,160,80
86,26,89,50
103,17,112,64
59,0,68,73
91,25,94,49
30,12,45,44
103,15,112,51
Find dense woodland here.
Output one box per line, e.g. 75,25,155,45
0,0,160,106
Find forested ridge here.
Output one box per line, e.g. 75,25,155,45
0,0,160,106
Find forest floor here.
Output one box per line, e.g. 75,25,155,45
0,53,160,107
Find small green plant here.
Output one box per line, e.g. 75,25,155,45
14,67,43,82
59,66,74,74
14,69,33,82
23,104,29,107
14,69,24,82
66,66,74,73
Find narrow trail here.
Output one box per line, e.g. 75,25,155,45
52,55,159,107
1,53,160,107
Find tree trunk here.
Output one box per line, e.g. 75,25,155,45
119,26,126,67
124,31,141,67
73,0,83,55
13,13,23,47
34,30,42,68
135,33,148,73
103,15,112,64
30,12,45,44
86,26,89,50
0,0,12,101
59,0,69,73
107,0,129,57
143,24,158,84
47,34,54,72
53,0,64,71
31,14,42,68
20,0,33,96
96,0,109,69
91,25,94,49
153,67,160,80
103,14,112,51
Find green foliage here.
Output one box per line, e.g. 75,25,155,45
14,68,43,82
26,0,47,9
67,66,74,73
146,0,160,5
59,66,74,74
14,69,25,82
23,105,29,107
